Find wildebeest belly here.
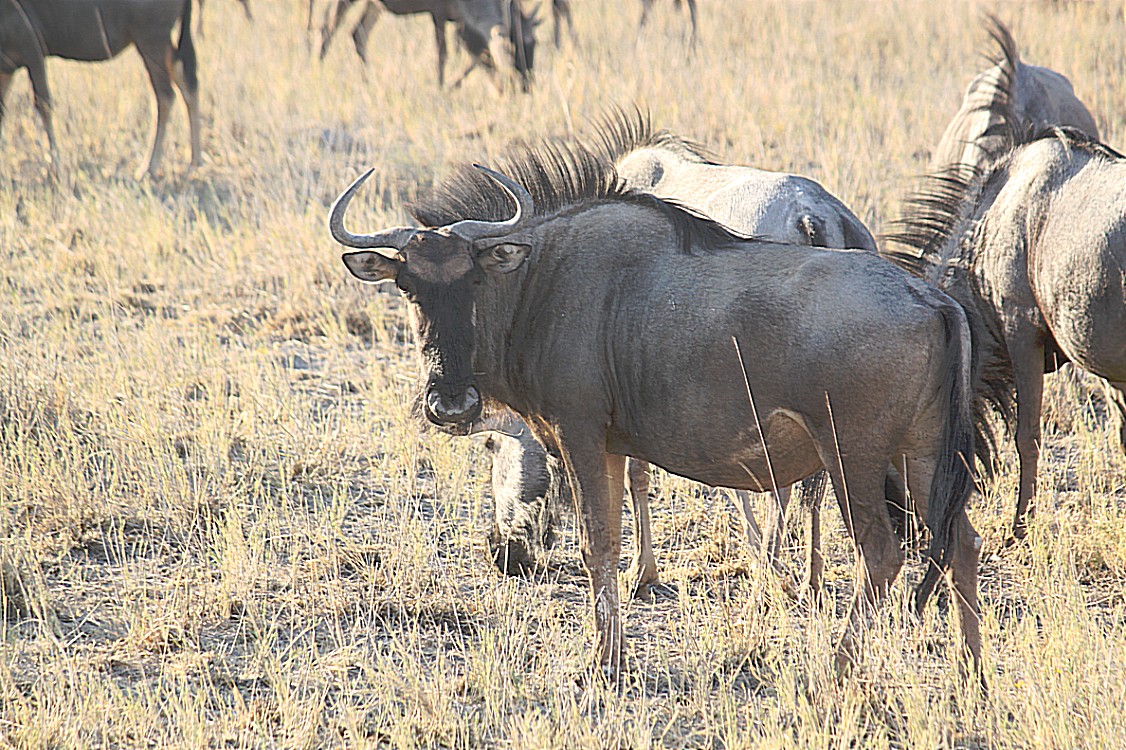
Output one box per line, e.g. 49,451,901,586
606,407,823,491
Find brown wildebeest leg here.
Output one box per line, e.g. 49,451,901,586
430,12,448,87
827,458,904,677
351,0,381,63
26,57,60,168
171,56,202,172
135,46,177,178
562,437,625,680
683,0,698,50
552,0,574,47
1103,381,1126,455
318,0,354,59
905,454,984,686
0,72,12,137
808,489,823,595
625,459,660,600
1009,333,1045,540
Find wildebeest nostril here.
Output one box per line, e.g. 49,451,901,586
426,386,481,424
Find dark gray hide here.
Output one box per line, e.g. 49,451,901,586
333,142,983,680
478,111,878,596
0,0,201,177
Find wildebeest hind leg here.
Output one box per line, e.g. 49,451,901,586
171,61,202,170
351,1,381,63
0,72,12,137
137,48,177,178
625,459,660,600
1103,381,1126,455
26,59,59,168
951,511,984,690
828,465,904,677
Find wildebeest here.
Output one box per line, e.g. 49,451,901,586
313,0,536,90
0,0,201,178
480,110,879,596
331,142,983,681
638,0,696,49
931,15,1098,173
549,0,572,47
887,123,1126,540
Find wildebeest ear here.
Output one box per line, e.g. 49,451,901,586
476,241,531,274
341,251,400,283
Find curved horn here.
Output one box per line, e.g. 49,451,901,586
447,164,536,242
329,169,418,250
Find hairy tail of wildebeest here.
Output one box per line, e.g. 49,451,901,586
914,299,977,616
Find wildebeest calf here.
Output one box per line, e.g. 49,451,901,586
0,0,201,177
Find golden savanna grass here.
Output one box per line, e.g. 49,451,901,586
2,1,1126,747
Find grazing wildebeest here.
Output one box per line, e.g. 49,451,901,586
313,0,535,89
931,15,1098,173
480,110,879,597
638,0,697,50
887,124,1126,541
331,142,983,681
0,0,201,178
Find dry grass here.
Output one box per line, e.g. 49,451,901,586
1,1,1125,747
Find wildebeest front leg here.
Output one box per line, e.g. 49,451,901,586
567,445,625,679
625,459,660,600
171,63,202,172
1010,335,1045,540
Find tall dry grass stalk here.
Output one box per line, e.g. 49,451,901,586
1,1,1125,747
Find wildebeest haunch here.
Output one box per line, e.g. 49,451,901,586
931,15,1098,173
331,141,984,681
0,0,201,178
479,109,879,596
887,122,1126,541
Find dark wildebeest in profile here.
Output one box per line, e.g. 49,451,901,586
638,0,697,50
0,0,201,178
331,142,984,682
931,16,1098,173
313,0,537,90
478,110,879,598
887,124,1126,541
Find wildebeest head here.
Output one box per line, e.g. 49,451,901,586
332,165,534,430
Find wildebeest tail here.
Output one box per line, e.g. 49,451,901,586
914,300,976,614
176,0,199,90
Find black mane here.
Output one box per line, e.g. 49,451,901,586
589,105,718,166
409,137,742,253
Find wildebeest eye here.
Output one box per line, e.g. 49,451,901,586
396,277,416,299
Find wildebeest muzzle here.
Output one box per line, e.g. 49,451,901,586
424,382,482,428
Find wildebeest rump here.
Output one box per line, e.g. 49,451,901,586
0,0,201,177
313,0,536,90
887,125,1126,540
931,15,1098,173
331,142,983,680
480,109,878,595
